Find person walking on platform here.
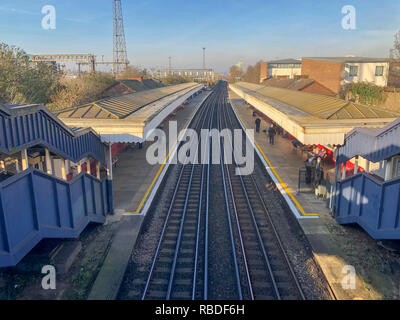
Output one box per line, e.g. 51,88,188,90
255,117,261,133
268,124,276,145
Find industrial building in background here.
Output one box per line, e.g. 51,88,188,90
112,0,129,75
154,68,215,82
301,57,390,95
259,59,302,82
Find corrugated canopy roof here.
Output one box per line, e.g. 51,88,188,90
56,82,196,120
119,79,164,92
235,82,400,120
261,78,315,90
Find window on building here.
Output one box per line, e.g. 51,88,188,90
375,66,384,76
349,66,358,77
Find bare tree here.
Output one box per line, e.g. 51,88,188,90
389,30,400,87
229,65,244,82
118,65,147,80
243,61,263,84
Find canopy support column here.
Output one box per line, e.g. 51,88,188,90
61,159,67,180
45,149,53,175
106,143,114,214
21,149,29,171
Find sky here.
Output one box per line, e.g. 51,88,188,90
0,0,399,73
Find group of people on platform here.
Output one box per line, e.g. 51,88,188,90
254,116,277,145
253,112,330,167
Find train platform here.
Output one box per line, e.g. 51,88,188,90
229,90,399,300
113,89,210,214
89,89,211,300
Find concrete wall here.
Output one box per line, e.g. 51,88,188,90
378,91,400,112
269,67,301,79
343,62,389,87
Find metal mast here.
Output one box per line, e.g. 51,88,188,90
113,0,128,75
203,47,206,69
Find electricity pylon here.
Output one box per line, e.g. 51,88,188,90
113,0,128,76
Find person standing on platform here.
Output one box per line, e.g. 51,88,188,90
255,117,261,133
268,124,276,145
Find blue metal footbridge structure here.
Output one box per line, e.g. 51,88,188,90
0,104,113,267
334,118,400,239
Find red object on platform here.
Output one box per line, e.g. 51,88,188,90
111,143,128,157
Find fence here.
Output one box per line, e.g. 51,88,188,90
0,168,112,267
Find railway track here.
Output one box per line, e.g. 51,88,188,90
219,90,305,300
128,82,305,300
138,84,223,300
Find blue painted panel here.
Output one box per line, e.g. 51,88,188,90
56,183,71,228
0,193,8,253
360,178,380,225
34,174,59,228
339,182,351,216
0,168,112,267
380,183,400,230
2,176,36,249
93,181,103,216
70,178,85,226
336,173,400,239
84,176,94,215
349,175,363,216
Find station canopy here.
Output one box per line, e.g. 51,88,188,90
56,83,196,120
230,82,400,145
55,82,202,143
235,82,399,120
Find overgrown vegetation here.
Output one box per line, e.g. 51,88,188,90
0,43,117,110
160,75,190,85
0,43,59,105
343,82,386,106
117,65,149,80
48,72,116,111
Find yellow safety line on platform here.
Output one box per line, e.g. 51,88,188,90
234,107,318,217
125,116,193,215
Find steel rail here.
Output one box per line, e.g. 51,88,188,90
223,86,305,300
217,96,244,300
221,94,281,299
193,88,217,300
218,97,254,300
141,89,215,300
168,89,218,299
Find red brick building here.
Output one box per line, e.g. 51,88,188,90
302,57,390,95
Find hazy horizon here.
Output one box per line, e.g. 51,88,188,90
1,0,399,73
